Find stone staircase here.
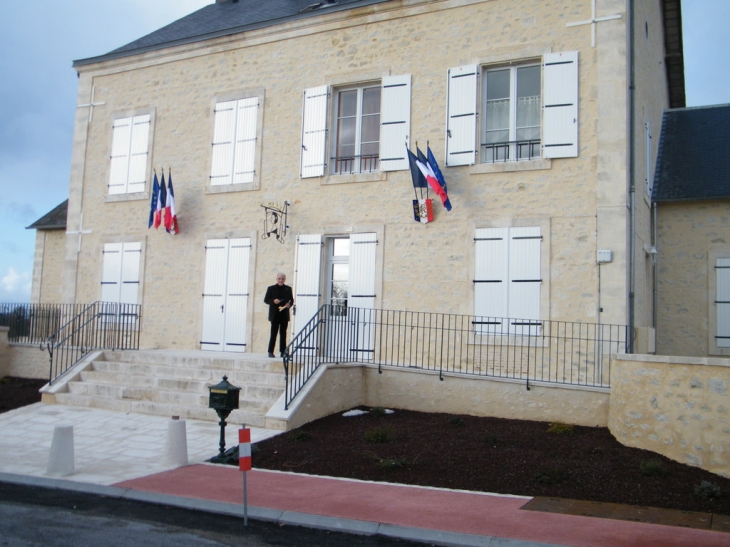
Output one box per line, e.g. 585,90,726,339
51,350,287,429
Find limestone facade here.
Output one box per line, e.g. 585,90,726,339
58,0,670,354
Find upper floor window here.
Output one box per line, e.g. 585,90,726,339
108,114,150,195
445,51,578,167
333,84,381,174
483,64,541,163
210,95,261,188
300,75,411,178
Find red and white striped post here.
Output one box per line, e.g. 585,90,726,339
239,427,251,526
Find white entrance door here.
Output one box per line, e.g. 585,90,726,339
201,238,250,352
347,232,377,359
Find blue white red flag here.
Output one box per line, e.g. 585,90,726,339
407,147,428,188
148,173,160,228
164,170,178,234
415,147,449,210
427,146,452,211
154,172,167,229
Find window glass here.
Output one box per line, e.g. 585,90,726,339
334,85,381,174
333,238,350,257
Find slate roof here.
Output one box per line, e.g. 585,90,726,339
652,104,730,203
26,200,68,230
73,0,390,67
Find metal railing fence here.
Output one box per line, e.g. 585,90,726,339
0,303,86,346
46,301,141,384
283,305,632,409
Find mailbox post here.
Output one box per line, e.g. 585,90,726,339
208,376,241,463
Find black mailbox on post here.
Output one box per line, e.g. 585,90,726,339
208,376,241,463
209,375,240,411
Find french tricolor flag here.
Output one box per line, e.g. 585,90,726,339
416,148,450,211
164,170,178,235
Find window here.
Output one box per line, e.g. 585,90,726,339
328,238,350,315
210,96,261,188
108,114,150,195
101,242,141,305
473,226,542,335
300,75,411,178
483,64,541,163
333,85,381,174
446,51,578,167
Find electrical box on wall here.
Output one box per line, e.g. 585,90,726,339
597,250,613,263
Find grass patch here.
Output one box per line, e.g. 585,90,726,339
364,426,395,443
546,422,574,434
370,406,387,417
640,458,668,477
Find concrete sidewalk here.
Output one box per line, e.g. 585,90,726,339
0,403,727,547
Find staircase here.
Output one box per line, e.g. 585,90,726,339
51,350,287,429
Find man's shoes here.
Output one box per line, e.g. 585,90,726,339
268,352,276,358
280,352,287,358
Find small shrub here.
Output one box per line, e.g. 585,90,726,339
546,422,574,434
370,406,387,417
287,430,311,442
695,480,722,500
535,468,568,484
364,426,394,443
639,458,667,477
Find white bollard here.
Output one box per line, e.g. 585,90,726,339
164,416,188,467
47,424,74,477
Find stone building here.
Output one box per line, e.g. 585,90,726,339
653,104,730,357
34,0,684,356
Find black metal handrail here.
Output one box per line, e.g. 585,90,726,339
43,301,142,384
283,305,633,409
0,303,87,345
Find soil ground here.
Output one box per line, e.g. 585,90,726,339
253,406,730,516
3,379,729,515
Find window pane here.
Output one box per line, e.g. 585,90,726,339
362,87,381,115
333,238,350,257
337,117,356,156
486,69,510,100
332,263,349,282
338,90,357,117
516,66,540,99
360,113,380,145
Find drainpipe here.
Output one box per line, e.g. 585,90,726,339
627,0,636,352
652,201,658,337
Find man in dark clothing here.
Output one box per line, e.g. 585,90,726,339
264,273,294,358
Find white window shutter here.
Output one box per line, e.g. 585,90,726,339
380,75,411,171
127,115,150,193
301,86,328,178
543,51,579,159
223,238,250,351
109,118,132,195
101,243,123,302
233,98,258,184
201,239,228,351
717,259,730,347
645,120,653,197
349,233,377,357
446,65,478,166
119,242,141,306
294,234,323,337
210,101,236,186
507,227,541,331
474,228,508,334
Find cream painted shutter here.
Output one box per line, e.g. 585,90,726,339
210,101,237,186
108,118,132,195
300,86,328,178
446,65,478,166
109,115,149,195
223,238,250,351
543,51,579,159
507,227,541,334
349,233,377,358
380,75,411,172
127,115,150,193
716,259,730,348
119,242,141,305
201,239,228,351
101,243,123,302
233,98,258,184
293,234,323,339
211,98,259,186
474,228,508,334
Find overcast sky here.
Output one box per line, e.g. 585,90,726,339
0,0,727,303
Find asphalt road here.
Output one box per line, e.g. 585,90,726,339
0,481,427,547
